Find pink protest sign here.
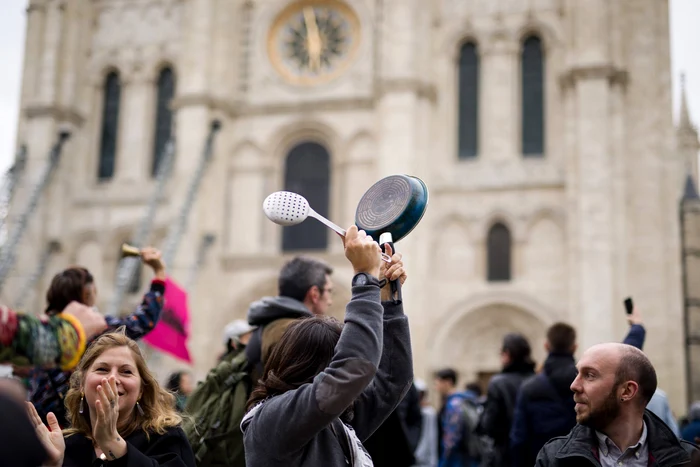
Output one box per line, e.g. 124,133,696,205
143,277,192,363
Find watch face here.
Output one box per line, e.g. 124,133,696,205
354,274,368,286
267,0,361,86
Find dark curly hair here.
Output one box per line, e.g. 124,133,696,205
45,266,93,315
246,316,343,412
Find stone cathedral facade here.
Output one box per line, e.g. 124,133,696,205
6,0,700,412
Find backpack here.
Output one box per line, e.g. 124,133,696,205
182,349,252,467
460,398,485,459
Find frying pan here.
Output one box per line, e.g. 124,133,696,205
355,174,429,302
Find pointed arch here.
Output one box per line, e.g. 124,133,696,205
487,222,512,281
98,71,121,180
521,34,545,156
458,41,479,159
282,142,331,251
152,66,176,176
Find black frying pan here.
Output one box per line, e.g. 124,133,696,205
355,175,429,302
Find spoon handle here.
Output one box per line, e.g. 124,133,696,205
308,210,347,237
308,210,391,263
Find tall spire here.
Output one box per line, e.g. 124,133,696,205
680,73,693,132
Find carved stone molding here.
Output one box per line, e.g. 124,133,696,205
375,78,438,103
91,0,184,52
23,104,85,126
559,64,629,89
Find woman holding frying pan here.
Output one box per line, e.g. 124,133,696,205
241,225,412,467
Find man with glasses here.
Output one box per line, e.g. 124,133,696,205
245,256,334,380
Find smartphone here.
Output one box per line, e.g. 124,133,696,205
623,297,634,315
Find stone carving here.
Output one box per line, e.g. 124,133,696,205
92,0,183,51
442,0,557,19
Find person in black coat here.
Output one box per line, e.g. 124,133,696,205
0,379,49,467
364,382,423,466
26,330,195,467
478,333,536,467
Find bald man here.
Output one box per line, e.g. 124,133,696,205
536,343,698,467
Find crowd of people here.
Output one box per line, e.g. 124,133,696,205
0,224,699,466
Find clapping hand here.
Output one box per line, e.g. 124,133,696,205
26,403,64,467
92,376,121,449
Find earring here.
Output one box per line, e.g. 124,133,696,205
79,393,85,414
136,400,144,416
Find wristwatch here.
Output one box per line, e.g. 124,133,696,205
352,272,384,288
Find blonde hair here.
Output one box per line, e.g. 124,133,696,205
64,329,181,440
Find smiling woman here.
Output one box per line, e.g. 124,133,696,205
25,329,196,467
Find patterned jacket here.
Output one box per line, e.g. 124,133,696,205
29,279,165,425
0,305,87,370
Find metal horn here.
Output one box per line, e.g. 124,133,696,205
120,243,141,258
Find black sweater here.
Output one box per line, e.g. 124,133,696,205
62,425,195,467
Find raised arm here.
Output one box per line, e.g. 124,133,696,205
104,247,166,340
0,303,106,370
622,306,646,351
242,226,385,456
350,245,413,441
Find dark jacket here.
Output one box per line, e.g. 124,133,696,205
62,425,196,466
511,354,578,467
241,285,414,466
535,410,698,467
682,420,700,443
479,360,536,467
0,391,48,466
364,382,423,467
510,323,648,467
245,296,313,379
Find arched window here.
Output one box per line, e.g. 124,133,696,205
282,142,331,251
152,67,175,176
487,223,511,281
458,42,479,159
521,35,544,156
98,71,121,180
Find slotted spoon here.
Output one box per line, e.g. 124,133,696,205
263,191,391,262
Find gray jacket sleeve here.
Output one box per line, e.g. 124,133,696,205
351,299,413,441
244,285,383,457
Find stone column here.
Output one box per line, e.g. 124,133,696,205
480,40,518,160
3,1,71,305
565,0,616,350
375,0,434,379
116,74,154,183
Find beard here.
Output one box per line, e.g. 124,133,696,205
577,387,622,430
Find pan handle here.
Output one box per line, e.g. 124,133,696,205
379,233,402,304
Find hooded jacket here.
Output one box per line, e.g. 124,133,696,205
245,296,313,378
240,285,414,467
535,410,698,467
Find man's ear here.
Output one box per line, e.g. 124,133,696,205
305,285,321,304
619,380,639,403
